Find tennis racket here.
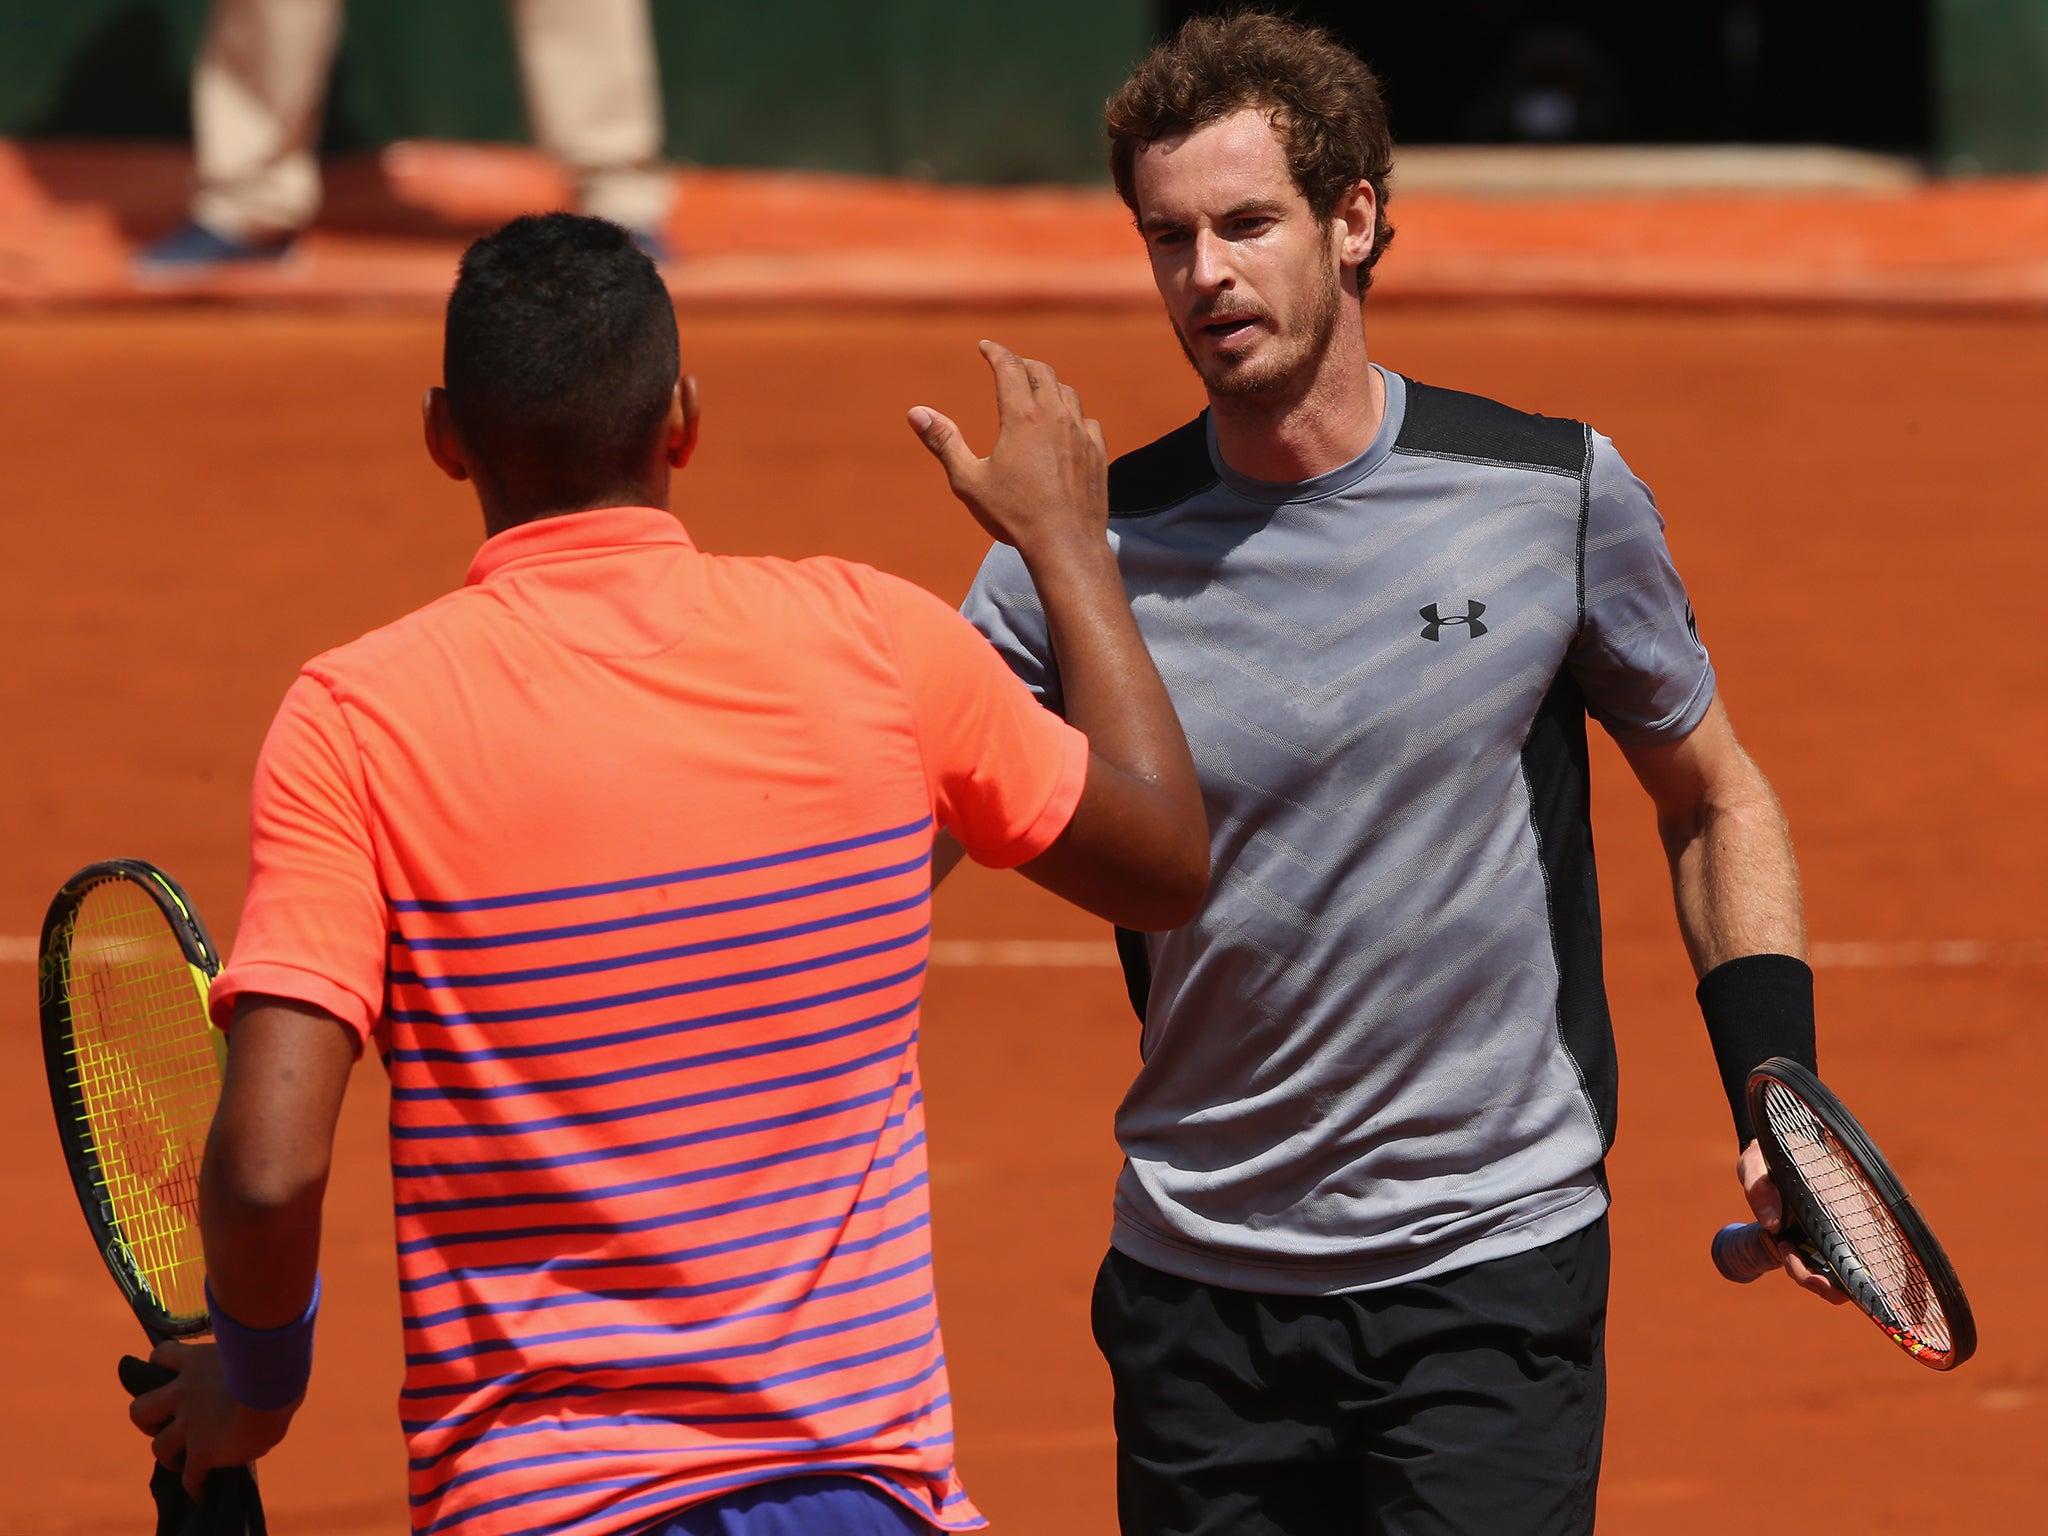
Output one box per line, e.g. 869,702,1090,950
1710,1057,1975,1371
39,860,270,1531
39,859,225,1343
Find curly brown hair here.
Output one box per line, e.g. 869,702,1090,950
1106,10,1396,291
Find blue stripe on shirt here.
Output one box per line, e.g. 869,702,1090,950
392,892,928,992
390,995,918,1109
402,1210,930,1331
390,963,924,1065
393,851,930,953
398,1167,927,1295
401,1313,941,1406
390,1029,917,1143
395,1104,911,1219
410,1389,951,1508
391,817,932,914
405,1252,933,1368
396,1131,926,1256
392,1076,909,1182
405,1349,946,1446
389,927,928,1027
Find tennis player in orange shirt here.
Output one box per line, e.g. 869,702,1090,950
128,212,1206,1536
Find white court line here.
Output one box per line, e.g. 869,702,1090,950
1807,939,2048,969
936,940,2048,970
4,935,2044,970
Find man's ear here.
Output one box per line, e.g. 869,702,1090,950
667,374,701,471
1335,178,1376,272
422,387,470,483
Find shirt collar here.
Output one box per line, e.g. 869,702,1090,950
465,506,696,587
1207,366,1408,505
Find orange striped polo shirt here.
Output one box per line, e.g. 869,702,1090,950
210,506,1088,1536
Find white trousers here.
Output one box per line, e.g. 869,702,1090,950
190,0,672,237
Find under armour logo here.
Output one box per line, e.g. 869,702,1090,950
1419,600,1487,641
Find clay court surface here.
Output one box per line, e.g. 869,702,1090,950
3,299,2045,1533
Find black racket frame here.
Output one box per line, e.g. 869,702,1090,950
1748,1056,1976,1370
38,858,223,1344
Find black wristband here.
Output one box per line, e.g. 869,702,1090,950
1696,953,1816,1147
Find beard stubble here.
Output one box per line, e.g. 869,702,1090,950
1172,259,1347,399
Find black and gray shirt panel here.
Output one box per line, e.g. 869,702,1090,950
961,368,1715,1294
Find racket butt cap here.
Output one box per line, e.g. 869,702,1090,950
1712,1221,1778,1283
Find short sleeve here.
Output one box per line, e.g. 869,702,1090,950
869,570,1088,869
958,542,1065,715
208,673,387,1048
1569,433,1717,745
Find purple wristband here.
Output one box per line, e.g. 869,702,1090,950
207,1275,320,1411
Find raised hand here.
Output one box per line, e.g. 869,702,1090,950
908,340,1108,558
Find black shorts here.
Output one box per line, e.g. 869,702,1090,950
1091,1217,1609,1536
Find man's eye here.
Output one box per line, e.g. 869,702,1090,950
1232,218,1274,238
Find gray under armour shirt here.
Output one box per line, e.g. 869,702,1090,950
960,367,1716,1294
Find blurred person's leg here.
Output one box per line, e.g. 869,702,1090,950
189,0,346,241
508,0,673,245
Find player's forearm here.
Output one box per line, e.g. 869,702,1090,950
1662,780,1805,977
1023,535,1191,798
200,1149,326,1329
199,996,355,1328
1016,534,1209,926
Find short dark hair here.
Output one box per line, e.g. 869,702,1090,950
444,213,679,504
1106,11,1396,291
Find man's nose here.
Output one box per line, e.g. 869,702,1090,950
1189,228,1232,292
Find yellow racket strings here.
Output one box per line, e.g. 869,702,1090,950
1762,1082,1950,1356
59,878,220,1323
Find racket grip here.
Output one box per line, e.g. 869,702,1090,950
118,1354,176,1396
1712,1221,1779,1283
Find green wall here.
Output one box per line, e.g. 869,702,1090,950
0,0,1152,183
1935,0,2048,173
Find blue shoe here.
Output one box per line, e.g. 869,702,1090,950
134,220,297,276
626,225,673,266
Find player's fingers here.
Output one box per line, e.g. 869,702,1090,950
151,1416,187,1471
1057,381,1084,424
1736,1140,1782,1230
1783,1249,1850,1304
129,1385,175,1434
906,407,980,487
1083,417,1107,460
980,340,1035,416
1020,357,1060,404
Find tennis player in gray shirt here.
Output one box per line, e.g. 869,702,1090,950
914,14,1841,1536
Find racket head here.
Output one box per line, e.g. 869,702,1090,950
1747,1057,1976,1370
38,860,225,1343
